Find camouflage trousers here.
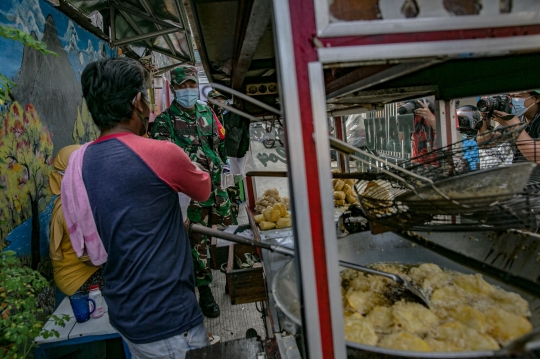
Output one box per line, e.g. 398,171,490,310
187,197,232,287
227,185,241,225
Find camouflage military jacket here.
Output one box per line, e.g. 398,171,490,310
152,101,226,206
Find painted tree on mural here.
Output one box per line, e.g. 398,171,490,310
0,102,53,269
72,99,100,143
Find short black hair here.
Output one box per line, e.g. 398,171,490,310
81,57,147,131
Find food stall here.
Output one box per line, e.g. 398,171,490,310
181,0,540,358
241,0,540,357
50,0,540,358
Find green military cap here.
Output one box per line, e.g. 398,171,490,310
170,65,199,85
207,89,226,100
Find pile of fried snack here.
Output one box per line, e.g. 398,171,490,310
342,263,532,352
332,178,359,207
254,188,292,230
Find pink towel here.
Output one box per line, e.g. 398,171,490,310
61,142,108,265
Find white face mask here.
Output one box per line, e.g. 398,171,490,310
175,88,199,108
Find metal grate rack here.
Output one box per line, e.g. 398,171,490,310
329,123,540,232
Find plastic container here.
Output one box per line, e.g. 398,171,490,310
88,284,104,318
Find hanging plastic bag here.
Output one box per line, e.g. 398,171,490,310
178,193,191,221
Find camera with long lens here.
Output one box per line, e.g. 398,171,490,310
398,101,422,115
476,95,512,118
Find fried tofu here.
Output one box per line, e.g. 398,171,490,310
348,274,371,292
379,332,431,352
484,307,532,345
340,263,532,354
447,305,486,333
347,291,387,315
392,301,438,335
366,306,393,334
431,285,467,310
421,272,454,294
424,337,462,352
489,288,531,317
344,313,379,346
434,321,499,351
453,274,495,297
409,263,443,283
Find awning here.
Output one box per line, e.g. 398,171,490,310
63,0,195,69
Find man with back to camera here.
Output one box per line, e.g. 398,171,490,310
151,65,232,318
63,57,212,358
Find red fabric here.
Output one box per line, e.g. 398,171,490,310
322,25,540,48
117,133,211,202
210,108,226,140
411,115,437,166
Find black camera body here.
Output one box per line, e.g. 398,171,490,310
398,101,422,115
398,99,435,115
476,95,512,118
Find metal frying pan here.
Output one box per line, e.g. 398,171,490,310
394,162,537,215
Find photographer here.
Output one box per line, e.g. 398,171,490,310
398,99,437,165
478,91,540,162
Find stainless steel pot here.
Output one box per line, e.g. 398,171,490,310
272,231,540,358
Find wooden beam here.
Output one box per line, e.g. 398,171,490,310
55,0,108,41
326,60,442,100
231,0,272,90
325,65,392,97
182,0,214,83
112,27,180,46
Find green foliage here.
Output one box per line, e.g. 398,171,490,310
0,26,57,57
0,251,68,358
0,25,57,103
0,74,15,103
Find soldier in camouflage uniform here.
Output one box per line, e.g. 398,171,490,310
151,65,232,318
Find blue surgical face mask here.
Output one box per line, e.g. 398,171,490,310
512,95,534,117
175,88,199,108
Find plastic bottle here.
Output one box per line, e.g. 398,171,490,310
88,285,104,318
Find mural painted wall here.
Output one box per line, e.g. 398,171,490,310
0,0,115,271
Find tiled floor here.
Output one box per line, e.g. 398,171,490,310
202,269,266,342
201,203,267,343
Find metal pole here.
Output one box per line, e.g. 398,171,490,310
341,117,350,173
109,5,116,43
190,224,296,257
113,28,180,46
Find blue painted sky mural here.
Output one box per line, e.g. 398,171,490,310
0,0,115,265
0,0,114,82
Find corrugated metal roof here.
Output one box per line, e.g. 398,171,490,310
64,0,195,69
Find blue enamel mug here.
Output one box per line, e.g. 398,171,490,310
69,291,96,323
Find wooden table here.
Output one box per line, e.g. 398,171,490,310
34,297,131,359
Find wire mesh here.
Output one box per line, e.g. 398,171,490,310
352,123,540,231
